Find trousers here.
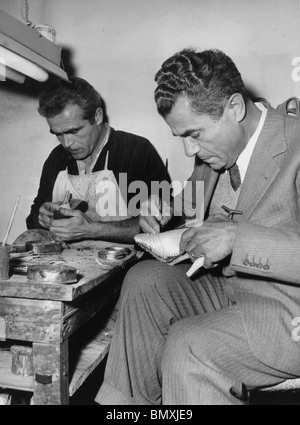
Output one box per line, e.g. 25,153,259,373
95,260,293,405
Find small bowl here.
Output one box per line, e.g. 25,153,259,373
98,246,131,260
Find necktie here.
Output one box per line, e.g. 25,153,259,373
228,163,241,191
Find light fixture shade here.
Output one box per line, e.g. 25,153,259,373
0,9,69,83
0,46,48,82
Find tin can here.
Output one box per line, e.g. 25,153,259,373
0,245,10,280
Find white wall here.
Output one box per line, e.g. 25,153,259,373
0,0,300,243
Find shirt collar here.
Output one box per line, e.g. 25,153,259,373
236,102,267,182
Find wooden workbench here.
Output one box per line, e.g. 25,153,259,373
0,243,140,405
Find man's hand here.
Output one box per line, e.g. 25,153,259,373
49,208,93,241
38,202,62,229
179,213,237,268
139,194,173,234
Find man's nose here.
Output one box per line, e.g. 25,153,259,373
183,138,200,157
61,134,74,148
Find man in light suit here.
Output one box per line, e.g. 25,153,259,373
95,49,300,405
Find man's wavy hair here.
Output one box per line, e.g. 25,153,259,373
154,48,250,120
38,77,103,123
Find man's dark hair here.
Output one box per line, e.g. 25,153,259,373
154,48,250,120
38,77,103,123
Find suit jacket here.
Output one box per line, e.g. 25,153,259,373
183,106,300,375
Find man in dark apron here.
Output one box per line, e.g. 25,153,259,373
26,77,168,244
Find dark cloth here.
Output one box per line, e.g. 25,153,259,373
26,127,168,229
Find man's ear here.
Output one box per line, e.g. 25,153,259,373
227,93,246,122
95,107,104,125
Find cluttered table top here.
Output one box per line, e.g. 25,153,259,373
0,231,140,302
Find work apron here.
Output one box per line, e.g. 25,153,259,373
52,151,131,222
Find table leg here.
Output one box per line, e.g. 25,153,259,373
32,340,69,405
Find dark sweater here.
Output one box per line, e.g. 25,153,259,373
26,128,168,229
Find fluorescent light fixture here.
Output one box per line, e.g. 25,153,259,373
0,63,25,84
0,9,69,83
0,46,48,82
